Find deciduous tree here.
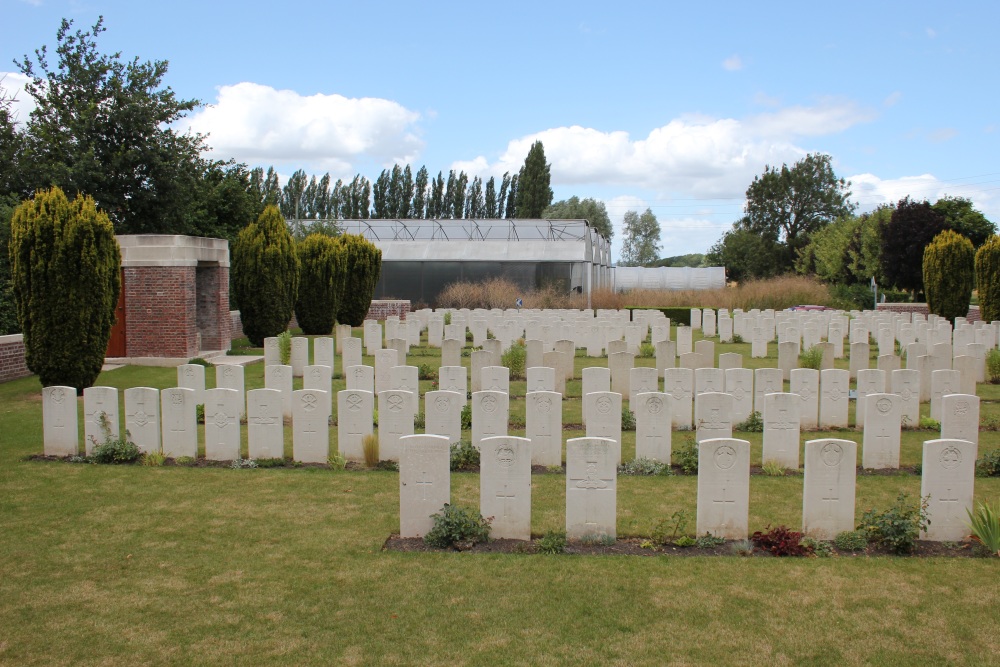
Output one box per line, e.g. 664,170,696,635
619,208,661,266
543,196,613,241
880,197,946,295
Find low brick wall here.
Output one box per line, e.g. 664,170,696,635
0,334,31,383
228,300,411,342
876,303,981,323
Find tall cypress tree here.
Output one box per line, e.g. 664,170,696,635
514,141,553,218
505,174,519,219
412,166,428,219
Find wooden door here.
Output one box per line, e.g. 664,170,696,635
105,270,126,357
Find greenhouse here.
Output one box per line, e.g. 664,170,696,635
335,218,612,307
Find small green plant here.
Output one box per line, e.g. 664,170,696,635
800,536,834,558
277,331,292,365
673,535,696,548
834,530,869,551
328,453,347,470
418,363,437,381
918,416,940,430
695,533,726,549
621,407,636,431
675,436,699,475
196,404,205,424
414,410,426,429
639,539,656,550
174,456,196,466
450,440,480,471
443,312,452,326
372,408,378,427
536,530,567,555
859,493,931,554
546,464,563,474
424,504,492,549
230,457,258,469
362,433,380,468
730,539,755,557
255,457,287,468
501,342,527,380
651,509,691,546
751,525,813,557
731,334,744,344
89,420,143,465
508,413,525,429
965,499,1000,557
976,449,1000,477
735,411,763,432
987,349,1000,384
618,457,672,476
798,345,823,370
580,534,616,546
460,403,472,430
142,450,166,467
761,460,786,476
638,342,655,358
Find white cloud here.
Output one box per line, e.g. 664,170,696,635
179,82,423,172
926,27,937,38
455,99,875,200
0,72,36,125
849,172,1000,220
927,127,957,143
883,91,902,107
722,55,743,71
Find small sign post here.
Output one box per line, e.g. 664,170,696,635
515,298,523,311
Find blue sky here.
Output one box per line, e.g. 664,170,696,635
5,0,1000,260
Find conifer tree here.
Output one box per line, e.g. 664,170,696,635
922,229,974,323
975,235,1000,323
295,233,345,335
336,234,382,326
514,141,553,218
9,186,120,389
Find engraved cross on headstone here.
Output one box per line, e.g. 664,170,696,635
496,483,516,520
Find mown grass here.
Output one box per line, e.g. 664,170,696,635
1,324,999,666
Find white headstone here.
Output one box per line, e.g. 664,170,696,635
481,366,510,394
584,391,622,464
378,389,415,461
762,393,801,469
124,387,160,455
609,351,634,397
718,352,742,371
438,366,468,402
694,367,724,395
849,342,870,380
890,368,921,428
635,392,671,463
341,337,362,371
664,367,694,429
399,434,451,538
629,367,659,405
84,386,119,455
940,394,980,448
778,341,799,381
43,385,78,457
753,368,783,418
304,364,333,414
424,390,463,445
177,364,205,405
526,391,562,467
203,388,241,461
472,390,509,450
247,388,284,459
930,369,961,421
263,337,280,366
290,337,309,377
264,364,293,420
480,436,532,540
819,369,850,429
696,438,750,539
337,389,374,461
526,366,556,393
160,387,197,459
469,350,492,394
920,438,976,541
345,364,375,394
855,368,886,428
696,392,733,443
566,437,617,541
676,325,693,356
364,320,382,356
314,337,334,369
802,438,857,539
215,364,246,419
291,389,330,463
862,393,902,469
790,368,820,430
390,365,420,415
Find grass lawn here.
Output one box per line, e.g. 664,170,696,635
1,328,998,666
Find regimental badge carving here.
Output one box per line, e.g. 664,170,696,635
346,393,362,412
387,394,404,412
939,446,962,469
172,393,183,405
302,393,317,412
481,394,498,413
434,396,450,413
646,396,663,415
876,397,893,414
714,444,737,470
51,388,65,404
537,397,552,414
495,443,516,468
596,396,612,414
821,442,844,467
954,401,969,416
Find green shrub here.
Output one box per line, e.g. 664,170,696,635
335,234,382,326
976,449,1000,477
91,430,142,464
277,331,292,365
9,186,120,390
141,450,166,467
638,342,655,358
232,205,299,346
859,492,930,554
418,363,437,381
230,457,258,469
618,457,672,476
922,229,974,323
424,504,492,549
328,453,347,470
833,529,869,551
536,530,567,555
450,440,480,471
695,533,725,548
501,341,526,380
986,349,1000,384
362,433,379,468
761,460,786,476
975,235,1000,323
799,346,823,370
255,457,287,468
919,416,941,430
651,509,691,546
294,233,345,335
800,536,834,558
174,456,196,466
460,404,472,430
675,436,699,474
735,411,764,432
621,407,636,431
965,499,1000,557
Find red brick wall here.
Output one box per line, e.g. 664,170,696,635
876,303,981,322
366,300,411,321
0,335,30,383
125,266,198,357
196,265,232,351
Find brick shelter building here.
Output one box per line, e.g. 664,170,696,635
108,235,231,363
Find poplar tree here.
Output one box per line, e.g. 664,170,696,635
514,141,553,218
412,166,428,219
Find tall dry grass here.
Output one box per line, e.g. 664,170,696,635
436,275,832,312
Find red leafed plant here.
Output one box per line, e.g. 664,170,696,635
750,525,813,557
